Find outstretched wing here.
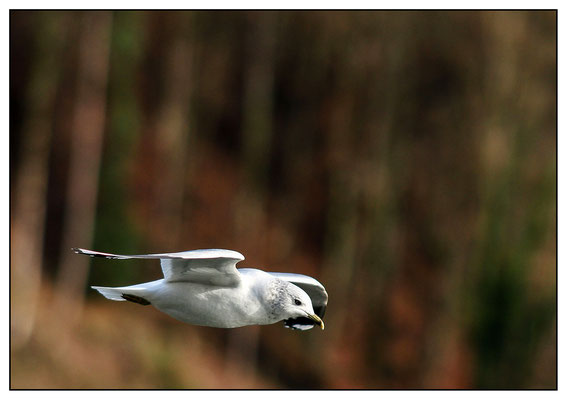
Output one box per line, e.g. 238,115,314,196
269,272,328,330
73,248,245,286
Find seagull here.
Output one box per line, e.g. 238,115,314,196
73,248,327,330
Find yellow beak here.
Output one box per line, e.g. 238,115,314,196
308,314,325,330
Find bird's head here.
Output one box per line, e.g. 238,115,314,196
272,280,324,330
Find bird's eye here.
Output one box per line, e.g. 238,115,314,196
294,299,302,306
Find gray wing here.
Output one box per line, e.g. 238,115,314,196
269,272,328,330
73,248,245,286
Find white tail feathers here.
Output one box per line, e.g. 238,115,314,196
91,286,126,301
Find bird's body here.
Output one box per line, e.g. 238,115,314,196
75,248,327,330
108,269,281,328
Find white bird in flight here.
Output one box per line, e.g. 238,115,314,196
73,248,327,330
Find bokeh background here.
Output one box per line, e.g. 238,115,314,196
10,10,556,389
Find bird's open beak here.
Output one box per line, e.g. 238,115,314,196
308,314,325,330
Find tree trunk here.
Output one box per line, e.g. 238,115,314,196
10,13,66,349
53,12,112,326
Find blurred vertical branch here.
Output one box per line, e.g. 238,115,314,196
131,13,193,252
152,12,194,250
11,12,67,349
240,12,276,195
91,11,144,280
53,12,112,325
229,11,277,379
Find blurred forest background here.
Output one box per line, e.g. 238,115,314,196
10,10,556,389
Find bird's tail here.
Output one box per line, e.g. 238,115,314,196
91,283,156,305
91,286,126,302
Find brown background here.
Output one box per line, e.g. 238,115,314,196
10,10,556,389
